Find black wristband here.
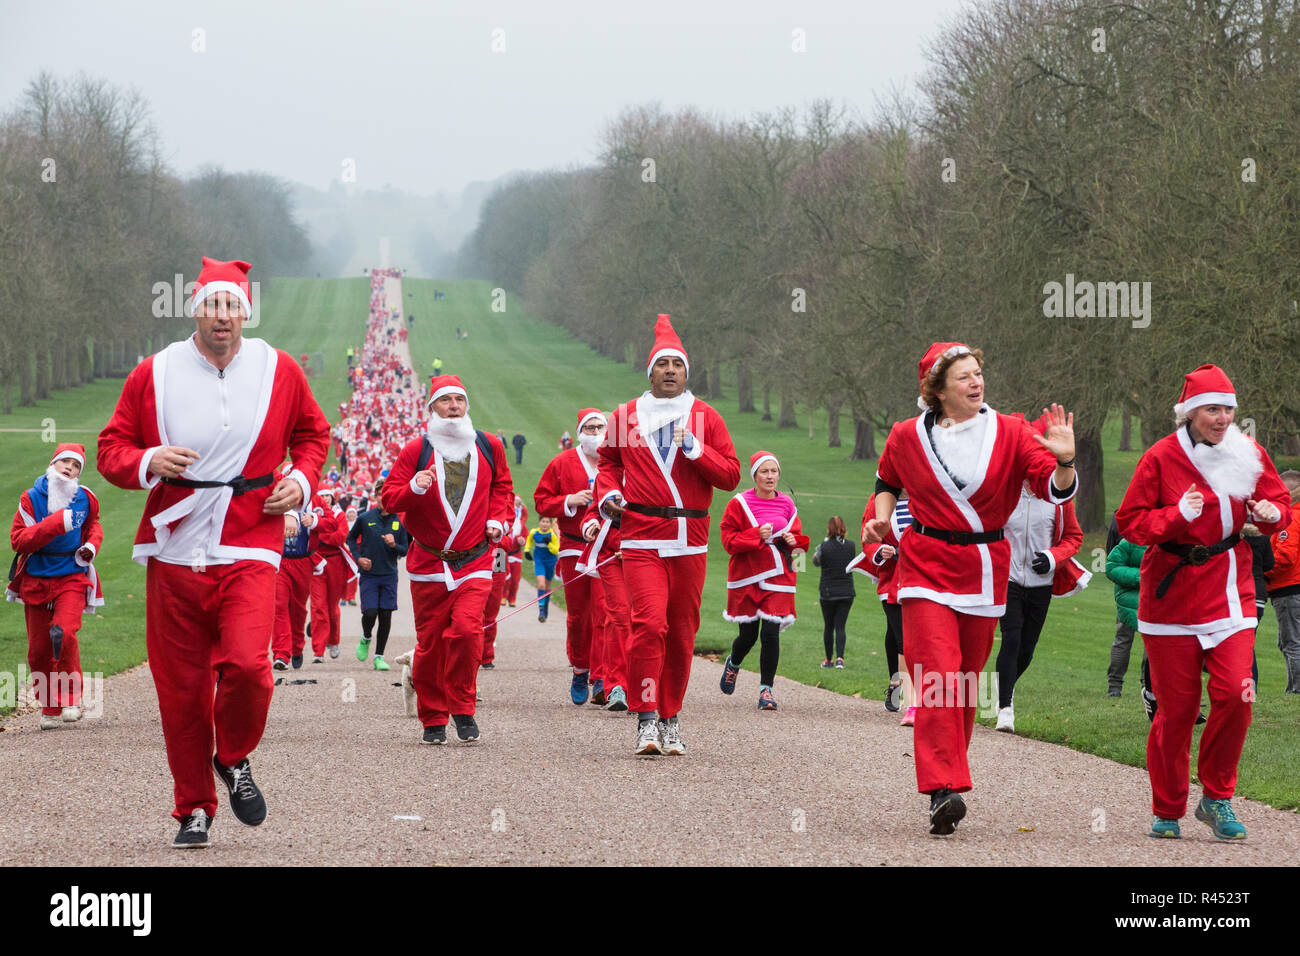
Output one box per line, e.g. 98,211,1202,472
1057,457,1076,468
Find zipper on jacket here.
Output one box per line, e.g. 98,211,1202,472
218,368,230,429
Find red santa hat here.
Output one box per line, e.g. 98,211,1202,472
49,443,86,470
426,374,468,410
577,408,606,431
916,341,973,410
750,450,779,478
1174,364,1236,419
319,487,336,501
189,256,253,318
646,313,689,379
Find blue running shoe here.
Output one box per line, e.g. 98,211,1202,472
1148,817,1181,839
570,670,590,705
1195,797,1246,840
720,655,740,695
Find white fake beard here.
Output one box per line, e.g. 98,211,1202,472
638,390,694,435
427,413,476,460
578,431,604,459
45,466,79,513
1190,423,1262,501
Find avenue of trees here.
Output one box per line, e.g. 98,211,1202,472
460,0,1300,530
0,72,311,413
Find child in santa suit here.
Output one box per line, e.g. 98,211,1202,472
580,489,630,711
308,487,355,662
8,444,104,729
1116,364,1290,841
718,451,808,711
503,495,528,606
596,314,740,756
534,408,607,705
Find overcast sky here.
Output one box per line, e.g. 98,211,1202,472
1,0,974,196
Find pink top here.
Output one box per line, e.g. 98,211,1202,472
743,487,795,529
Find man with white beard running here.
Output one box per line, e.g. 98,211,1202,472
381,375,513,745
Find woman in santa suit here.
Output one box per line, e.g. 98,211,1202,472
718,452,809,710
865,342,1077,835
1115,364,1290,841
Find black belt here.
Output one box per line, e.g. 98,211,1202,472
625,502,709,520
562,531,586,544
1155,535,1240,599
912,521,1003,545
413,535,492,571
161,472,275,496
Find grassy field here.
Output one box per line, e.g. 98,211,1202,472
4,273,1296,810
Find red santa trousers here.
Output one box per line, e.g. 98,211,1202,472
590,559,629,693
22,575,87,715
505,561,522,604
902,599,997,794
272,556,312,661
623,550,707,720
1144,629,1254,819
557,554,594,672
481,572,506,666
309,556,347,654
146,559,275,821
411,576,492,727
344,576,358,602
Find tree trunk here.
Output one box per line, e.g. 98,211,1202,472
1119,408,1133,451
2,381,11,415
35,346,50,400
761,386,772,422
737,363,755,413
850,416,876,460
1074,428,1106,532
778,394,797,429
693,365,709,397
827,401,842,447
709,362,723,400
20,355,34,406
1140,410,1160,451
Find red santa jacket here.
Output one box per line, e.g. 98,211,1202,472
504,501,530,565
876,408,1074,617
1265,498,1300,596
577,499,621,578
382,430,513,590
308,498,357,580
850,493,904,602
1115,426,1290,640
1045,500,1090,598
720,491,809,594
8,485,105,612
534,447,599,559
97,340,330,568
595,392,740,556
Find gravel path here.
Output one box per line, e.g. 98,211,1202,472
3,567,1298,866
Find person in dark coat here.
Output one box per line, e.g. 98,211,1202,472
812,516,856,668
348,479,410,671
512,431,527,465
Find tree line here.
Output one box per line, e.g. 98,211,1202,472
458,0,1300,531
0,72,312,413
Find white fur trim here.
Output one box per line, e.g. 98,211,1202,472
409,476,428,496
62,509,74,532
139,446,163,489
1174,391,1236,419
50,449,84,469
189,280,252,318
647,347,689,377
426,384,468,408
578,410,606,431
1179,495,1201,522
749,454,778,478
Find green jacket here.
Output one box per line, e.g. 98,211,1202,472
1105,537,1146,630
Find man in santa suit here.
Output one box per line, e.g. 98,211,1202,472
535,408,608,704
8,443,105,729
97,256,330,849
865,342,1076,834
596,314,740,755
1116,364,1290,841
382,375,513,745
480,506,512,669
503,495,529,606
580,480,630,711
308,487,354,662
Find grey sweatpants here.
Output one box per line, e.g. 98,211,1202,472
1272,593,1300,694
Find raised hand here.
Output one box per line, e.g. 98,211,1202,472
1033,403,1076,463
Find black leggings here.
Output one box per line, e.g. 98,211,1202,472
731,619,781,686
820,598,853,659
882,601,904,680
362,609,393,656
995,582,1053,708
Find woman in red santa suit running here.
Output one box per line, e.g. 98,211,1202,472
865,342,1077,835
1116,364,1289,841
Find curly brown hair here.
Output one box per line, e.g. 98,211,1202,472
921,348,985,416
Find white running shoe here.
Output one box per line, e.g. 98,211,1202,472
40,715,61,730
995,705,1015,733
634,718,661,755
327,643,340,659
659,716,686,755
61,706,82,722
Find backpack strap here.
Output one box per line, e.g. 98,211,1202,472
415,432,496,481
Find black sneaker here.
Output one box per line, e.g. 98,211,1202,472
273,658,289,671
212,756,267,827
291,654,303,670
452,714,480,742
422,724,447,745
481,662,495,669
885,680,903,713
929,788,967,835
172,808,211,849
